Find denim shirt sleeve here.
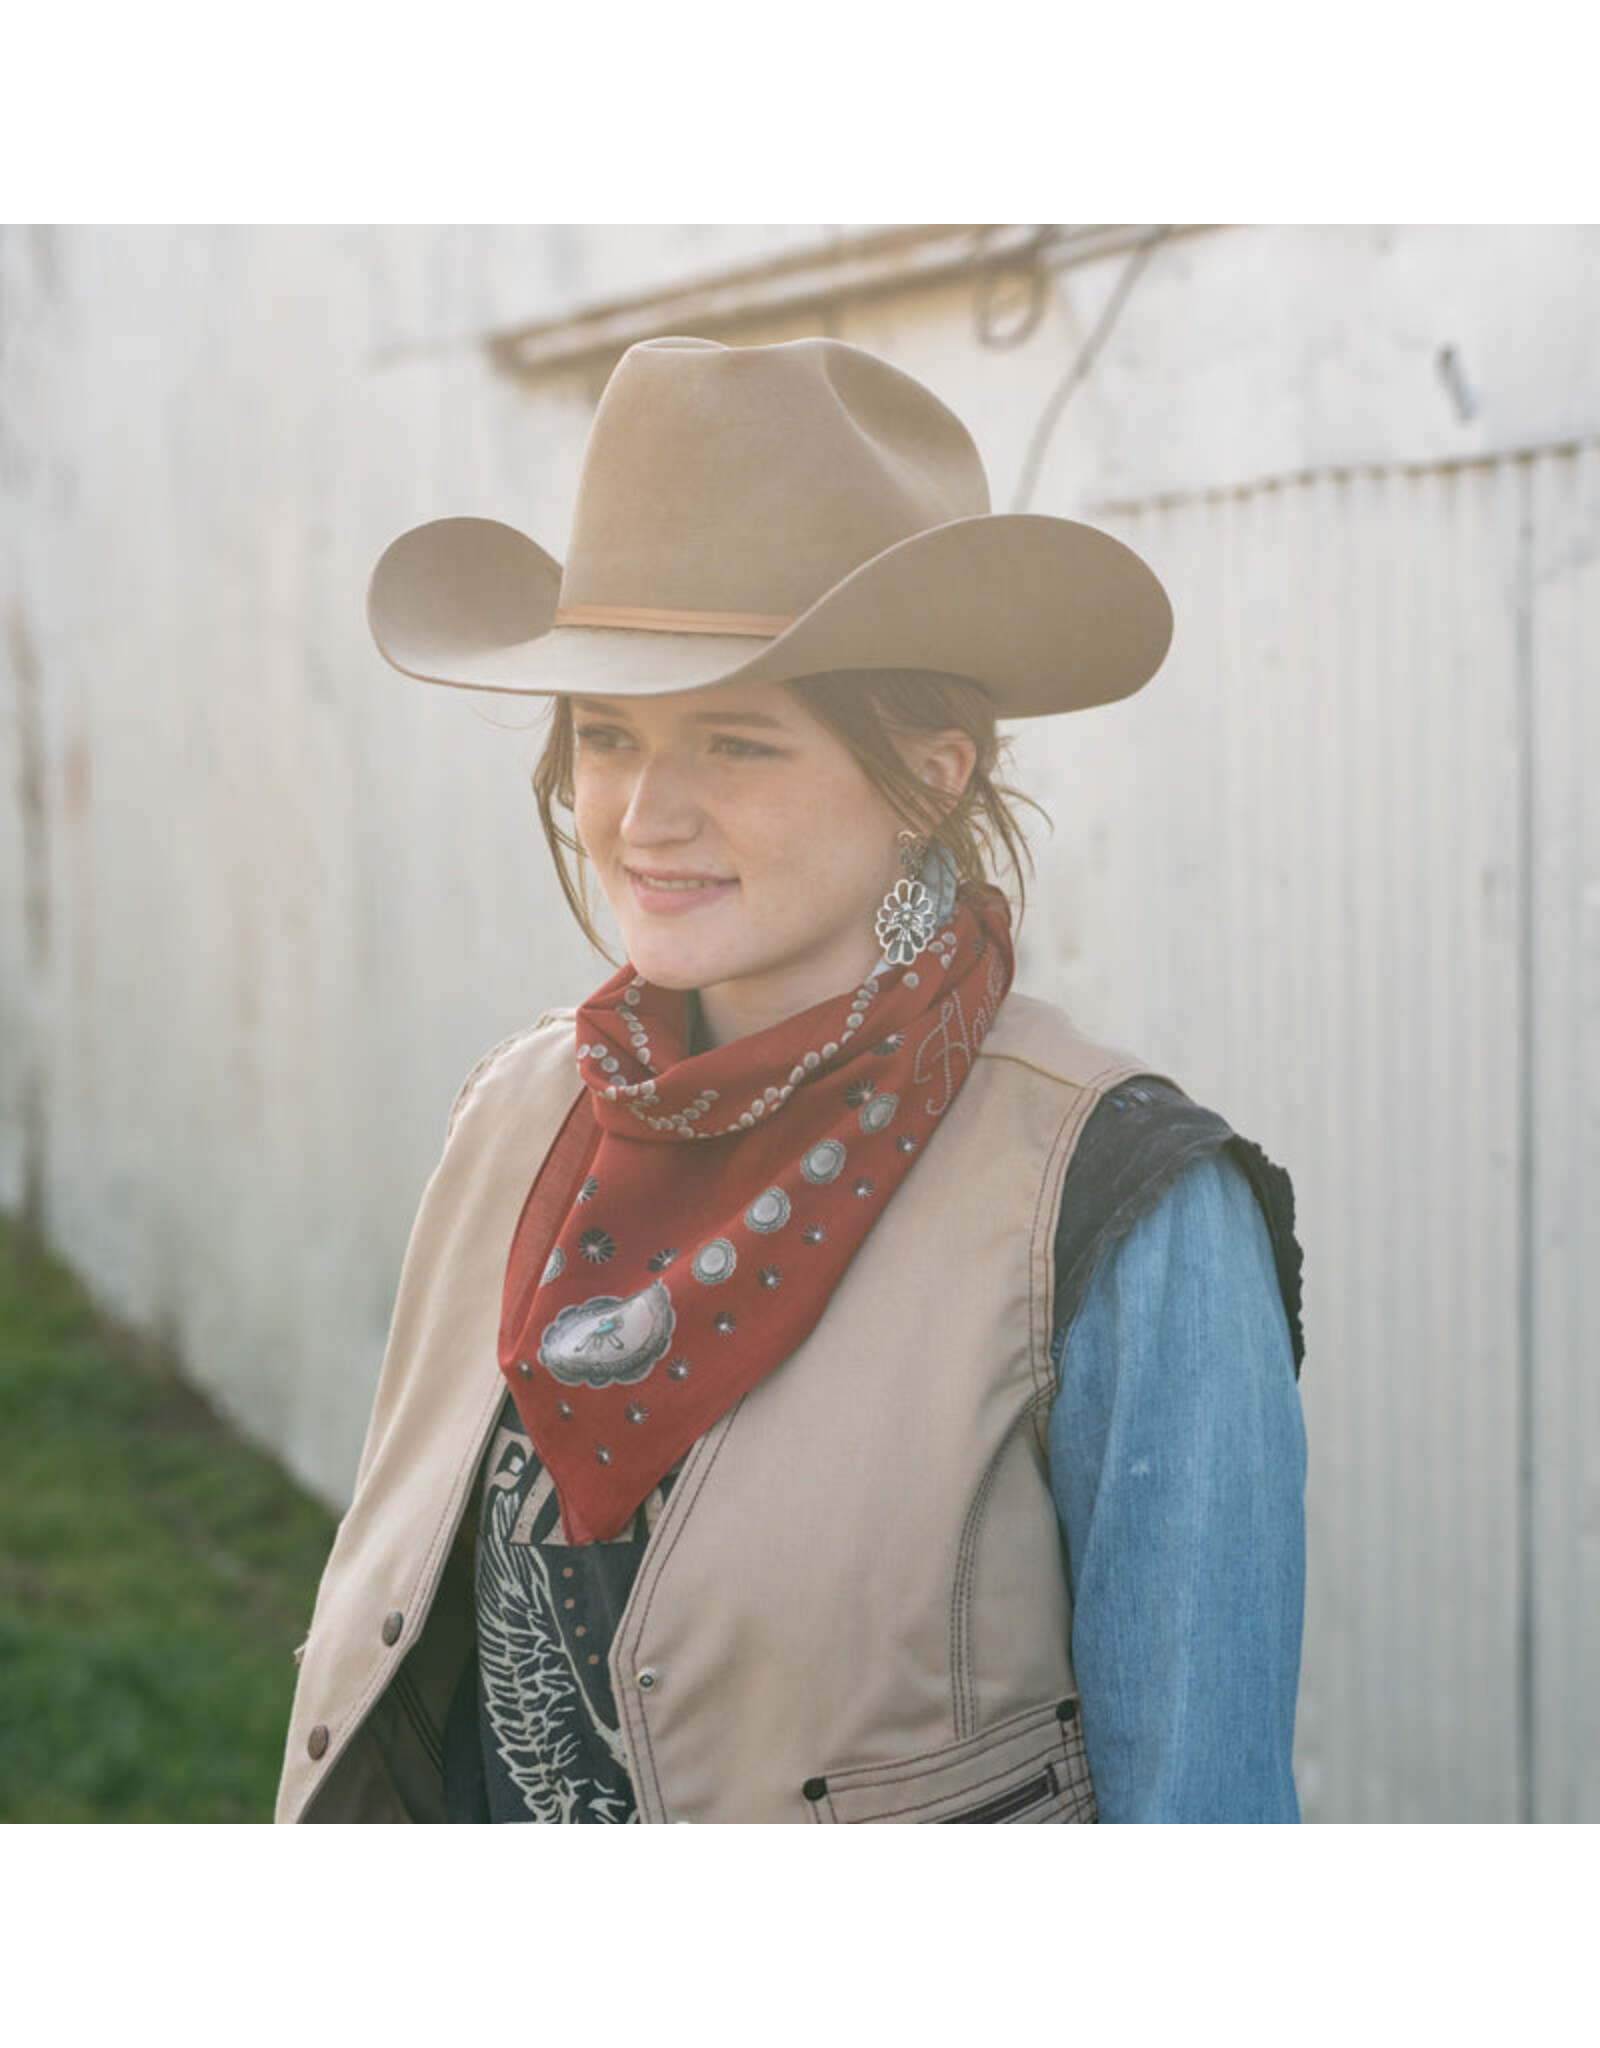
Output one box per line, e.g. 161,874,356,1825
1048,1149,1307,1822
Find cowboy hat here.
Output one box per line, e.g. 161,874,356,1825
367,334,1172,719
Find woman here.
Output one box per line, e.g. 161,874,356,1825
277,335,1305,1824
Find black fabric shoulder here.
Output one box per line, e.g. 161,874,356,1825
1051,1077,1305,1376
1222,1131,1306,1374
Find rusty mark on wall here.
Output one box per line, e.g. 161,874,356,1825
9,602,51,970
8,600,51,1233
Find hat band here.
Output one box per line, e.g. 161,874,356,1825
554,602,794,638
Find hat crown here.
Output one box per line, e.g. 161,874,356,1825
559,336,990,620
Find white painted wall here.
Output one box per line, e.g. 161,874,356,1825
4,224,1596,1819
2,225,827,1497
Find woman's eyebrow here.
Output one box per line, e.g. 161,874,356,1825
681,709,789,730
569,699,793,732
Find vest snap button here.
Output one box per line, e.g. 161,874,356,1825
307,1723,330,1760
802,1776,828,1802
1056,1698,1079,1723
381,1611,404,1646
636,1667,659,1692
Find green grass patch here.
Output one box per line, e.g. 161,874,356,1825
0,1216,337,1821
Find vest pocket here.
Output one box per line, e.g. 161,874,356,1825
802,1696,1096,1824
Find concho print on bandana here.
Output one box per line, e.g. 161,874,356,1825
498,886,1015,1544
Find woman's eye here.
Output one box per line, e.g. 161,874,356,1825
574,724,631,753
710,734,782,760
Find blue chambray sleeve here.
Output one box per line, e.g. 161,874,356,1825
1048,1150,1307,1822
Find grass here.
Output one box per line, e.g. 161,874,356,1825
0,1215,338,1822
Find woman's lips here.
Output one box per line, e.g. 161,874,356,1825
626,868,738,916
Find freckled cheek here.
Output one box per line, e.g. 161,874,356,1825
571,780,619,863
752,794,834,863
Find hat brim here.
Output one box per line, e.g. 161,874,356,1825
368,512,1172,720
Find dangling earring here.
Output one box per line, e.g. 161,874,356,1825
875,831,938,967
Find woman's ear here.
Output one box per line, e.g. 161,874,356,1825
902,728,978,807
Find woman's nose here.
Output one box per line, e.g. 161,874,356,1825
620,752,699,843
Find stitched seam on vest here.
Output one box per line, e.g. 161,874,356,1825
445,1019,561,1142
1026,1062,1140,1421
824,1695,1066,1784
844,1748,1066,1823
613,1406,742,1822
1030,1101,1079,1416
950,1439,1006,1740
944,1781,1072,1824
974,1042,1154,1089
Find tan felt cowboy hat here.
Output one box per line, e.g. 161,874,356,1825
367,334,1172,719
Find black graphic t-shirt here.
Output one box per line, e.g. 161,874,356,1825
443,1392,674,1823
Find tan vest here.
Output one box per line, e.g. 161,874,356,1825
276,994,1143,1823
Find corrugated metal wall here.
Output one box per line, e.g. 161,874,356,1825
1527,444,1600,1824
1011,445,1599,1820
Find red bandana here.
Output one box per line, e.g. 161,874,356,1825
498,886,1015,1543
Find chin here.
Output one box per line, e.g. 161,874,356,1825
639,965,701,994
621,940,711,992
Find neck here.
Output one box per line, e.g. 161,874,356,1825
695,943,888,1050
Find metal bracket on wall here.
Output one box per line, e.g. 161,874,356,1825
484,224,1214,384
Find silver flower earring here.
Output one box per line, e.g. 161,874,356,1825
875,831,938,967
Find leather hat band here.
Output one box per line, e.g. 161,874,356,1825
553,602,793,638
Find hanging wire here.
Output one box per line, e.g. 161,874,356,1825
1009,225,1173,513
973,225,1056,351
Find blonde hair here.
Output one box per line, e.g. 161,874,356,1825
532,668,1041,958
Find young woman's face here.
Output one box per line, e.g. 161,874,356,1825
571,681,955,1046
